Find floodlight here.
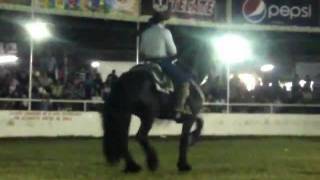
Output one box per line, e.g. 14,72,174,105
25,21,51,41
0,55,18,64
238,73,256,91
213,34,252,64
91,61,100,68
260,64,274,72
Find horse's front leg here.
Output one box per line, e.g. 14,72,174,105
189,116,203,146
177,116,194,172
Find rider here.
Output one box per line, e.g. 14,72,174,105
140,11,190,119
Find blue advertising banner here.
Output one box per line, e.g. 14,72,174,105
232,0,319,26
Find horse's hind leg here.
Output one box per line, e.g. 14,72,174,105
136,115,158,171
177,116,194,172
123,150,141,173
122,114,141,173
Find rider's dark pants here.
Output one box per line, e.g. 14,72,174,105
159,59,191,84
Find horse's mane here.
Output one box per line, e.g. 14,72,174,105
178,44,213,83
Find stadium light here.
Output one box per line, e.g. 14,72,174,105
238,73,256,91
282,82,292,91
25,21,51,41
212,33,253,113
91,61,100,68
0,55,18,64
213,33,253,64
260,64,274,72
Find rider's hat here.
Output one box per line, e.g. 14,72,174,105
149,11,171,24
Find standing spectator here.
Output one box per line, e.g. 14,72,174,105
291,73,302,103
103,70,118,98
105,69,118,87
229,74,247,102
304,75,312,92
312,74,320,103
93,72,103,97
8,74,19,97
73,82,85,99
17,69,28,94
270,77,282,102
40,49,57,80
84,72,94,99
301,75,312,103
62,81,74,99
0,66,9,81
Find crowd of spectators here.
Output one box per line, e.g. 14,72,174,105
203,73,320,113
1,54,320,113
0,55,118,110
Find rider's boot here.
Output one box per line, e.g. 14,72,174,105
174,82,190,119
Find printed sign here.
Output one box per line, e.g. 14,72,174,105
141,0,226,22
35,0,139,16
0,0,31,5
232,0,319,26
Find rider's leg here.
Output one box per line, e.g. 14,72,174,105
174,82,190,118
159,59,191,118
159,59,188,83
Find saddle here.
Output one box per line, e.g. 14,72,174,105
130,63,174,94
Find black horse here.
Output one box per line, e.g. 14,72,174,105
102,47,213,173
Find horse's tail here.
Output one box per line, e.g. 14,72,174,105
102,77,131,165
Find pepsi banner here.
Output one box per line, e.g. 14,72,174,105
232,0,319,26
141,0,226,22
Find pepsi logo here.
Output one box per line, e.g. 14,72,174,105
242,0,267,24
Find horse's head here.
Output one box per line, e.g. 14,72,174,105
178,43,214,86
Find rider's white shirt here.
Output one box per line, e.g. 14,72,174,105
140,24,177,59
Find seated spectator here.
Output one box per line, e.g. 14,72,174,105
50,79,63,99
38,72,53,90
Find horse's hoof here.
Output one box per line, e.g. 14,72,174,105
177,163,192,172
123,163,142,173
147,158,159,171
188,133,201,146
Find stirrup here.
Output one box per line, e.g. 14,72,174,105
174,111,182,120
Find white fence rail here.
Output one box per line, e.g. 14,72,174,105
0,98,320,113
2,112,320,137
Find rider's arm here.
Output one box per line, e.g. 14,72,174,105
140,35,146,56
139,35,149,63
164,29,177,57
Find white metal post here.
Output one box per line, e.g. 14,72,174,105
136,22,140,64
28,0,35,110
226,63,230,113
226,0,233,23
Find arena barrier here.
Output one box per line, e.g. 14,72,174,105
1,111,320,137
